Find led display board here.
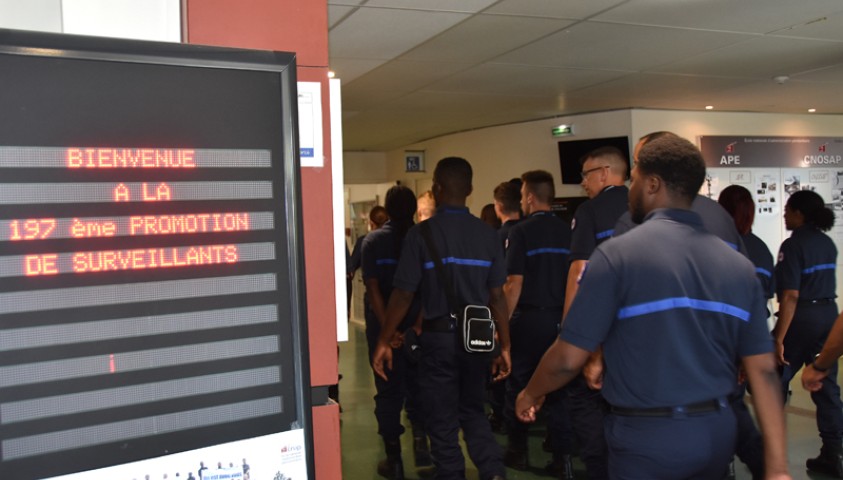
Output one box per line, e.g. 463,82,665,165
0,29,312,480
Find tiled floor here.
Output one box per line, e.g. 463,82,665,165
339,319,840,479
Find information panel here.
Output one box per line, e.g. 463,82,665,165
0,29,310,480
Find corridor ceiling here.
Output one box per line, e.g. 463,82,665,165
328,0,843,151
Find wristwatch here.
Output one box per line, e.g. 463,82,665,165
813,354,830,373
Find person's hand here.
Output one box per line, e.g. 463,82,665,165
775,340,788,366
583,355,604,390
371,341,393,381
389,331,404,349
802,363,829,392
515,389,545,423
491,349,511,382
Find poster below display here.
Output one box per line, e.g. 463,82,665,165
45,429,308,480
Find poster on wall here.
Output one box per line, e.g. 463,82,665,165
700,135,843,302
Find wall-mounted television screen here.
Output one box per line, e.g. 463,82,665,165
558,136,631,184
0,28,313,480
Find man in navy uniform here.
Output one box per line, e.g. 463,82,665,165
515,135,790,479
493,180,521,253
373,157,511,480
501,170,573,476
562,146,629,479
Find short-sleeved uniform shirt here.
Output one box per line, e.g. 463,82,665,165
743,231,775,299
361,220,420,329
561,208,772,408
775,224,837,300
569,185,628,262
506,211,571,308
394,205,506,320
614,195,747,255
499,218,519,253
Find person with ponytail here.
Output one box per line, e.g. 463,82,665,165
361,185,430,479
774,189,843,477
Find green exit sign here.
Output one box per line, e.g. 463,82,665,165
552,125,574,137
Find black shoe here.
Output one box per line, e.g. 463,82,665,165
503,447,528,470
545,455,574,480
807,450,843,478
377,458,405,480
413,435,433,467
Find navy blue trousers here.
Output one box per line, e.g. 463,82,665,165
604,407,736,479
567,376,609,479
504,309,573,456
732,386,764,479
366,318,423,440
780,303,843,446
420,331,505,480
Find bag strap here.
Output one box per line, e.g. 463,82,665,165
420,221,459,315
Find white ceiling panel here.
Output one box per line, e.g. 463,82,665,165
329,1,843,150
328,5,356,28
768,12,843,41
330,7,470,60
485,0,630,20
363,0,497,13
653,36,843,78
426,64,629,96
493,21,753,71
330,58,389,84
596,0,843,34
399,14,573,63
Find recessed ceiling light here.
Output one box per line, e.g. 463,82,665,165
705,105,714,110
327,71,336,78
808,108,817,113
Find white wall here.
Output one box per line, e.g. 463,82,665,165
380,110,633,215
0,0,180,41
344,109,843,215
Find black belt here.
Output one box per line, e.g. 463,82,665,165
798,298,836,305
422,317,455,333
516,304,563,312
609,397,728,417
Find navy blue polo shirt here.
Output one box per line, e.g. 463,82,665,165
499,218,520,253
561,208,772,408
361,221,420,327
775,224,837,300
614,195,747,255
506,211,571,308
394,205,506,320
743,232,775,299
569,185,628,261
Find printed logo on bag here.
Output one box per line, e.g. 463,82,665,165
470,339,492,346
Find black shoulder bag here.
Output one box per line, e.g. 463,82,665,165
420,221,498,354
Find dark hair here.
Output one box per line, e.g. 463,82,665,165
480,203,501,228
639,131,679,144
583,145,628,178
521,170,555,204
369,205,388,227
434,157,472,198
636,135,705,202
493,181,521,214
385,185,417,246
718,185,755,235
787,190,834,231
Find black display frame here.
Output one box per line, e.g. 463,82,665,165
0,28,313,480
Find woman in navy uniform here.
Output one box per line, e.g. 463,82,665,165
719,184,776,479
774,190,843,477
361,186,428,479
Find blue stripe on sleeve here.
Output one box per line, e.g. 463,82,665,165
526,247,570,257
802,263,836,274
424,257,493,269
755,267,772,278
725,241,738,251
376,258,398,266
595,229,614,240
617,297,750,322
